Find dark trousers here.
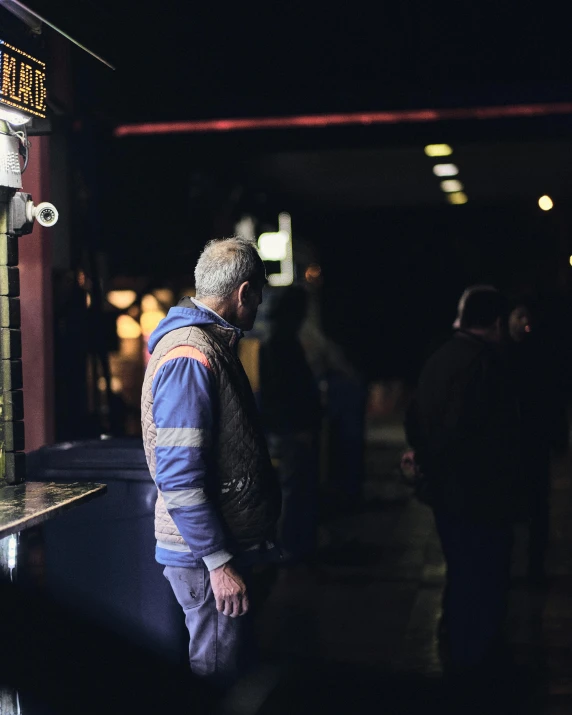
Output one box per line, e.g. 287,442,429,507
528,467,551,578
434,509,513,670
267,431,319,562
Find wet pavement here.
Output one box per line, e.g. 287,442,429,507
243,416,572,715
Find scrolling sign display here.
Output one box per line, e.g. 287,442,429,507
0,38,46,119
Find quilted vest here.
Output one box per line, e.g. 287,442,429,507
141,322,281,553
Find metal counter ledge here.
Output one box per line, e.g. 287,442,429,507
0,481,107,539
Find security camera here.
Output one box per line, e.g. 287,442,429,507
33,202,59,227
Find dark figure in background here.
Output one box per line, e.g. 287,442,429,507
405,290,521,675
259,285,322,565
508,297,569,584
420,283,497,365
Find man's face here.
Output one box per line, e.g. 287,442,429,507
508,306,531,343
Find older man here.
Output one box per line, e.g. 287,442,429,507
141,237,281,688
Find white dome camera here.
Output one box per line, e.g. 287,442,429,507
34,202,59,227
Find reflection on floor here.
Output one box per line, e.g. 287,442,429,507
242,417,572,715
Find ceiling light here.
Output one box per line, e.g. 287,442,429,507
538,195,553,211
433,163,459,177
446,192,468,205
440,179,464,193
424,144,453,157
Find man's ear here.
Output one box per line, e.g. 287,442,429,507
237,281,250,306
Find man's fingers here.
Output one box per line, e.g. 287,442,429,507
223,597,233,617
241,592,249,616
229,595,241,618
227,592,249,618
215,595,225,613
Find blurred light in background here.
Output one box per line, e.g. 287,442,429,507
433,163,459,177
140,310,166,336
258,231,289,260
107,290,137,310
8,535,17,570
446,191,469,205
424,144,453,157
538,195,554,211
98,376,123,393
235,215,256,242
440,179,464,193
153,289,175,306
305,264,322,283
569,256,572,267
117,314,142,339
141,294,161,312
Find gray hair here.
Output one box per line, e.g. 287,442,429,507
194,237,266,299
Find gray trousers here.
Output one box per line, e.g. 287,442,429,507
164,564,256,688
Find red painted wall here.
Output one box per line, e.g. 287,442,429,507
19,135,55,451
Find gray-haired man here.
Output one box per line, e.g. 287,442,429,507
141,237,281,687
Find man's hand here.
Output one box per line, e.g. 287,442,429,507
210,563,249,618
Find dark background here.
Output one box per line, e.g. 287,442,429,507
13,0,572,388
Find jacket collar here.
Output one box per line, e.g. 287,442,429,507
190,298,243,348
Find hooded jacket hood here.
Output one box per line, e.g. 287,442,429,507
147,301,240,354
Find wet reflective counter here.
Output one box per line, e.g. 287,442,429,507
0,481,107,540
0,481,106,713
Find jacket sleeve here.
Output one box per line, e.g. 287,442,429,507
152,355,232,570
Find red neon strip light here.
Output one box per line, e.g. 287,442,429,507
114,102,572,138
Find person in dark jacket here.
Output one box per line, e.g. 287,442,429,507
508,296,569,584
405,289,521,673
259,285,322,564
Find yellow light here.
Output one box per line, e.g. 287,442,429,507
97,377,123,393
140,310,166,336
433,163,459,177
446,192,469,205
440,179,464,193
538,195,554,211
141,294,160,312
424,144,453,157
117,314,142,339
569,256,572,267
107,290,137,310
153,288,175,306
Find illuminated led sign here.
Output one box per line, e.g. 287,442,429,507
0,39,46,119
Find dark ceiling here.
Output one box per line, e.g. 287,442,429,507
13,0,572,123
240,138,572,208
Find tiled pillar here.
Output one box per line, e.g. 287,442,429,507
0,189,24,485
